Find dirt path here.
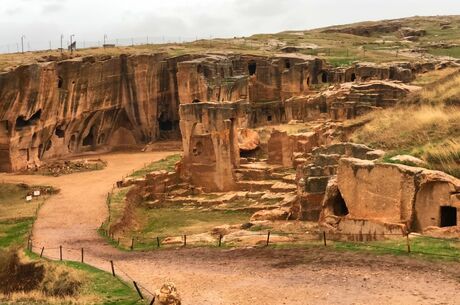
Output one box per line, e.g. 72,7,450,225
1,148,459,305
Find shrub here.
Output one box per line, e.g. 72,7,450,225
0,249,44,295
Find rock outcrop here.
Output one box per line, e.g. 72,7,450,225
320,158,460,236
0,53,190,171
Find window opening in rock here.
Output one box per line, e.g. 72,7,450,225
351,73,356,82
321,72,328,83
248,61,257,76
285,60,291,70
267,115,273,122
440,206,457,227
192,141,203,156
55,127,65,138
192,99,201,104
58,77,63,88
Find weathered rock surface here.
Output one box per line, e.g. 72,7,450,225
320,158,460,234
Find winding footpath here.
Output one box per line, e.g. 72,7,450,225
1,148,459,305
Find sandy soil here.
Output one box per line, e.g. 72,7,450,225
1,147,459,305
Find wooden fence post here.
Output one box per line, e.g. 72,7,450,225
323,231,327,246
110,260,116,277
183,235,187,247
156,237,160,248
40,247,44,258
406,233,411,253
266,231,271,246
131,238,134,250
133,281,144,299
218,235,223,247
81,248,84,263
59,246,62,261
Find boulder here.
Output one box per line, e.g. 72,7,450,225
154,283,181,305
238,128,260,151
250,209,290,221
390,155,427,167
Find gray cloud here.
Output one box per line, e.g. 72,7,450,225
41,3,65,14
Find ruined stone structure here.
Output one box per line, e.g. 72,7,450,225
284,80,420,122
320,158,460,236
0,51,436,172
297,143,383,221
179,102,244,192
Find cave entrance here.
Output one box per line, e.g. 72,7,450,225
319,101,328,114
285,60,291,70
58,76,63,88
332,191,349,216
321,72,328,83
158,112,176,138
248,61,257,76
440,206,457,227
15,110,42,130
351,73,356,82
82,126,95,147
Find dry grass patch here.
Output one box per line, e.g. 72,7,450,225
414,70,460,105
351,105,460,177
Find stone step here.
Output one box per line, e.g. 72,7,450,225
282,174,297,183
271,182,297,193
237,180,276,192
234,167,272,180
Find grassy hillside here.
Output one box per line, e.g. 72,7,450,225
2,15,460,72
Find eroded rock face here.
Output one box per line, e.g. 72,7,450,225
0,51,433,172
0,53,190,171
320,158,460,235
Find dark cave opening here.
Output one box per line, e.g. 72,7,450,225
15,110,42,130
332,191,349,217
248,61,257,76
440,206,457,227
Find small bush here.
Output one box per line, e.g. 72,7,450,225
0,249,83,298
40,265,83,297
0,249,44,295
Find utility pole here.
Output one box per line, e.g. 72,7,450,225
60,34,64,53
70,34,75,54
21,35,25,53
104,34,108,45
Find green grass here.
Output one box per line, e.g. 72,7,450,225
139,208,251,237
0,184,51,250
61,261,144,305
0,218,34,248
333,236,460,262
130,154,181,178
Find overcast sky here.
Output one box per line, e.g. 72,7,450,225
1,0,460,51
